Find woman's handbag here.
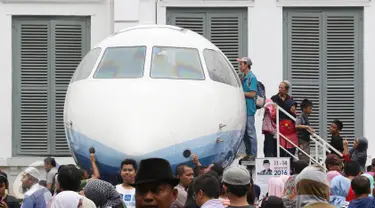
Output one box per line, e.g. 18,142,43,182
262,110,276,134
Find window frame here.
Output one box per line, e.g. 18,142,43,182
93,45,147,79
218,50,242,88
71,47,103,83
202,48,239,88
149,45,206,81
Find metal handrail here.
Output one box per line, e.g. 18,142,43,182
275,104,343,157
263,101,343,168
276,104,343,157
280,134,325,169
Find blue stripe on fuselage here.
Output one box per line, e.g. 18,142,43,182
65,127,245,184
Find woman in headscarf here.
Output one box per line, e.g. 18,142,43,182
361,173,374,197
295,165,335,208
282,160,309,208
330,175,351,208
83,179,125,208
51,191,83,208
349,137,368,172
262,98,277,157
268,177,285,198
327,171,341,185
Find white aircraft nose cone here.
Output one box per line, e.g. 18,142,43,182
64,25,247,182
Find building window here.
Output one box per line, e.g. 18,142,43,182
150,46,205,80
203,49,239,87
94,46,146,79
166,8,248,73
71,47,102,83
283,8,364,146
12,16,90,156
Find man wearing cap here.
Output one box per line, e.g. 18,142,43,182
21,167,52,208
238,57,258,161
132,158,178,208
325,154,343,172
222,165,252,208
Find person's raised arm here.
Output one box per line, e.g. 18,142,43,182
191,154,201,167
90,153,100,179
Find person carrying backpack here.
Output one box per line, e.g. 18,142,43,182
238,57,264,161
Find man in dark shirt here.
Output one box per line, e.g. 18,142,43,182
271,81,293,121
329,119,344,156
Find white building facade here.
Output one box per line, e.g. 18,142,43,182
0,0,373,193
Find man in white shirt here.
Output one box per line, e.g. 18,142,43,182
116,159,137,208
171,164,194,208
21,167,52,208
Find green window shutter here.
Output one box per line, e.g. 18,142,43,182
285,11,323,136
166,8,248,73
323,10,363,145
207,12,246,72
13,20,51,155
284,8,364,147
168,12,206,36
13,17,90,156
51,20,89,155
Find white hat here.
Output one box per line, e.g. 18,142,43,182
222,165,251,186
24,167,40,180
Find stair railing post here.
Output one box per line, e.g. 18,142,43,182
276,105,280,157
315,137,318,164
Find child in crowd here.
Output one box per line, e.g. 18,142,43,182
295,99,314,163
329,120,344,157
348,176,375,208
279,99,298,160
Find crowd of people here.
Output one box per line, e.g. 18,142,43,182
0,151,374,208
238,56,368,171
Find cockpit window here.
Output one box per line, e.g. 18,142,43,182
150,46,205,80
203,49,239,87
71,47,102,83
94,46,146,78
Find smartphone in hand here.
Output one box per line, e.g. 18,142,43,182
89,147,95,154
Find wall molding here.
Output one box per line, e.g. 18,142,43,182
276,0,371,7
0,157,75,166
158,0,255,7
0,0,103,4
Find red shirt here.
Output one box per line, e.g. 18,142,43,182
343,153,351,162
346,186,356,201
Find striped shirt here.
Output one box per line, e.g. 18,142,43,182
201,199,225,208
219,197,231,207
